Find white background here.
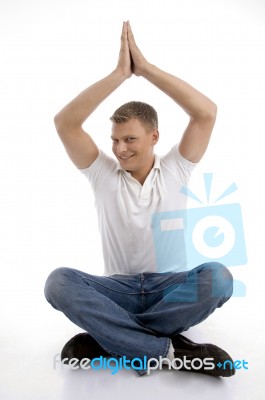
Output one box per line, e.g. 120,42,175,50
0,0,265,399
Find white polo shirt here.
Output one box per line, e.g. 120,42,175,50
80,144,197,276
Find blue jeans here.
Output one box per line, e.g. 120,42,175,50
44,262,233,375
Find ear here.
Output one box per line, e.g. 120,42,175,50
152,129,159,145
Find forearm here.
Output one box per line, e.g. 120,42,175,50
54,69,127,132
142,63,216,119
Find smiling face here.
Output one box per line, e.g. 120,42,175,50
111,118,159,184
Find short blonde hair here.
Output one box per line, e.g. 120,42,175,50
110,101,158,130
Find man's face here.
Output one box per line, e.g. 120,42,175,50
111,118,159,183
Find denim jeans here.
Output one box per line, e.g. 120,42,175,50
44,262,233,375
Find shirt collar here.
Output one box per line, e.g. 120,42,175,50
153,154,161,170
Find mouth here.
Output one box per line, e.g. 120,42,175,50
118,155,135,161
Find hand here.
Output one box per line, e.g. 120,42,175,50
116,22,132,79
127,21,150,77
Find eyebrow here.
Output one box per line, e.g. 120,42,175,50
110,135,137,140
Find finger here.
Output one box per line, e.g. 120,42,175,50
127,21,136,46
120,21,129,47
120,21,125,40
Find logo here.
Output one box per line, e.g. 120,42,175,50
152,173,247,297
53,354,248,375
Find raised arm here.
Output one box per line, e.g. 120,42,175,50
54,22,132,169
127,22,217,163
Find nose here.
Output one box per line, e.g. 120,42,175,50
117,141,127,153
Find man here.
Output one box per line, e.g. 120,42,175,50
45,21,234,377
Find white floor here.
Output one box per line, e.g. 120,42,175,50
0,265,264,400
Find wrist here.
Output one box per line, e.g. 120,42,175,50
141,63,158,79
113,67,131,82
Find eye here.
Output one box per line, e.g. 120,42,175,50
126,137,136,142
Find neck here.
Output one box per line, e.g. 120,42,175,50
130,156,155,185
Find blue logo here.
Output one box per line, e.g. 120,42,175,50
152,173,247,297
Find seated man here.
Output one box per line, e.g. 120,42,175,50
44,21,234,377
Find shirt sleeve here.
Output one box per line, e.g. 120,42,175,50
79,150,118,193
161,144,198,186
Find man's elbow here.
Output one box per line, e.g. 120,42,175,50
196,102,217,127
206,101,217,121
54,111,69,137
54,111,62,131
211,101,217,118
193,101,217,123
